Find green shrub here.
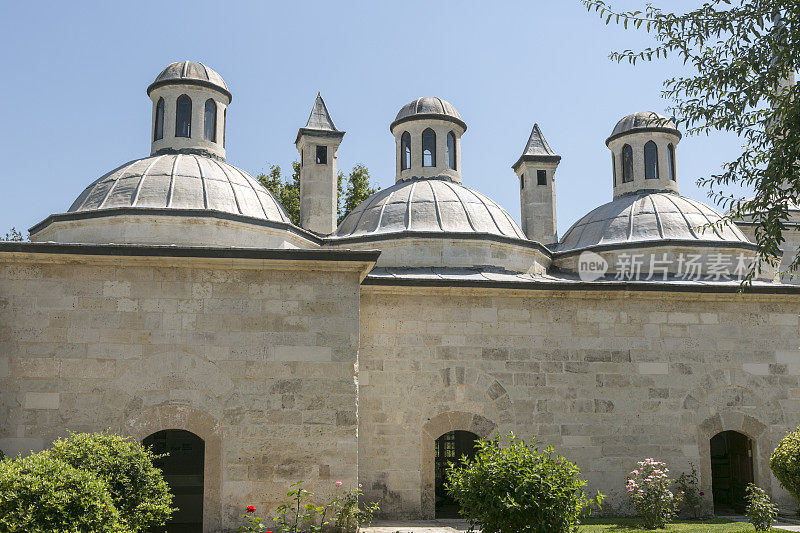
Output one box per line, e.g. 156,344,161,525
626,458,680,529
49,430,174,532
444,433,603,533
0,451,128,532
675,463,702,519
771,426,800,511
745,484,778,531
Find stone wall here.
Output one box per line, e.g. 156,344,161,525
0,251,366,532
358,285,800,518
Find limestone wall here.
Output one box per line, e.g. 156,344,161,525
358,285,800,518
0,252,364,532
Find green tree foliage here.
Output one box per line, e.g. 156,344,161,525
0,450,129,532
444,433,603,533
770,426,800,508
582,0,800,282
2,227,24,241
257,163,378,227
49,431,174,532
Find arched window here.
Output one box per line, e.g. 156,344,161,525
153,98,164,141
644,140,659,179
204,99,216,142
622,144,634,183
612,153,617,186
223,108,227,147
668,143,676,181
422,128,436,167
401,131,411,171
446,131,456,170
175,95,192,138
520,173,525,190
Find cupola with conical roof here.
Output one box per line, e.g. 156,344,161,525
148,61,231,160
512,124,561,245
390,97,466,184
606,111,681,198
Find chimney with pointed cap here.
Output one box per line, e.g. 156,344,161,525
295,93,345,235
512,124,561,245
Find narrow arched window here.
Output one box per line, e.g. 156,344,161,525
223,108,227,147
622,144,634,183
447,131,456,170
612,153,617,186
401,132,411,170
175,95,192,138
668,143,676,181
154,98,164,141
422,128,436,167
644,140,659,179
204,99,216,142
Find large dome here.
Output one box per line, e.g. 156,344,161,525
147,61,230,100
335,177,525,239
390,97,466,131
559,190,748,252
68,153,291,223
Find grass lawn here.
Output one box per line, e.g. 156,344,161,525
579,517,785,532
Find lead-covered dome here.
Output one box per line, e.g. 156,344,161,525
390,97,466,131
335,177,524,239
606,111,680,146
67,153,290,222
147,61,231,100
559,190,748,252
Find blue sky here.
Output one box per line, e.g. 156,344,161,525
0,0,748,238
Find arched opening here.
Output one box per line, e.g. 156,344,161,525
435,430,479,518
401,131,411,170
204,99,216,142
612,152,617,186
668,143,676,181
710,430,754,514
622,144,634,183
175,95,192,138
644,140,659,179
446,131,456,170
144,430,205,532
154,98,165,141
422,128,436,167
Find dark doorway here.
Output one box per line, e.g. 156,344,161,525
710,430,754,513
435,430,479,518
144,430,205,533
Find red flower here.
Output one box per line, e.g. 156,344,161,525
699,492,705,496
246,505,256,513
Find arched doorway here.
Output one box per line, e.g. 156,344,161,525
435,430,480,518
144,430,205,533
710,430,754,513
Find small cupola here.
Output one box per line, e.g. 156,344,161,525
606,112,681,198
147,61,231,160
390,97,466,184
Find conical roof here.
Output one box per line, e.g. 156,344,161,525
512,124,561,170
296,93,344,144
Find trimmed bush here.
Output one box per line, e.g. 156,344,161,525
445,433,603,533
0,451,128,532
771,426,800,510
49,431,174,532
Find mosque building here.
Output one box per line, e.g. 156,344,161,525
2,61,800,531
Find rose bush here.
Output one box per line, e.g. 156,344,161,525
626,458,680,529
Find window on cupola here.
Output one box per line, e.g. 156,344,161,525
401,132,411,170
622,144,634,183
644,141,659,179
447,131,456,170
204,99,217,142
316,145,327,165
175,95,192,138
668,143,676,181
422,128,436,167
154,98,164,141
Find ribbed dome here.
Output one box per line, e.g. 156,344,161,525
559,191,749,252
68,153,291,223
390,97,466,131
335,177,525,239
606,111,680,145
147,61,230,99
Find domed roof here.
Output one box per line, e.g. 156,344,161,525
606,111,680,145
68,153,291,223
335,177,525,240
559,191,749,252
147,61,231,100
390,97,466,131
